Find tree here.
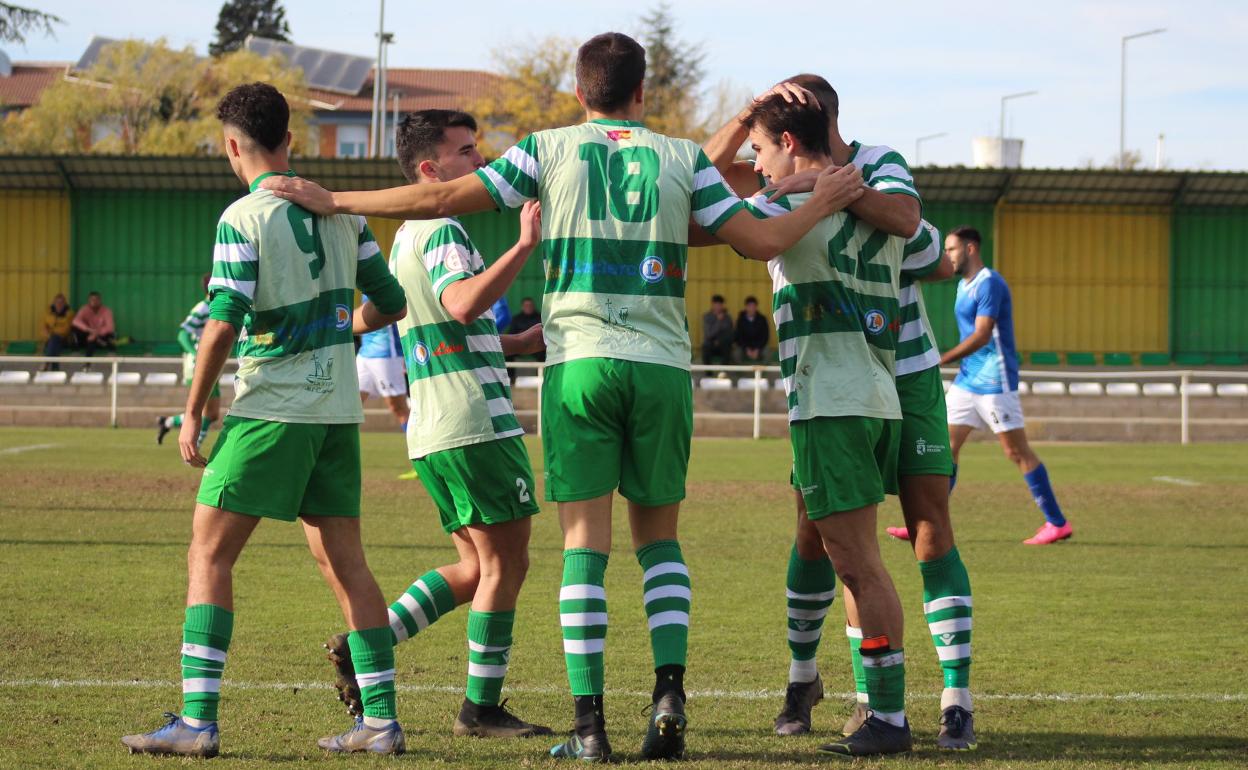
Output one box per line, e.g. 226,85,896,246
636,2,706,141
0,38,311,155
470,37,583,157
210,0,290,57
0,3,62,44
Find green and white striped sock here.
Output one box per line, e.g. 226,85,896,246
845,625,869,705
560,548,609,696
466,610,513,706
348,626,397,722
785,546,835,683
197,417,214,445
636,540,691,669
919,546,973,710
388,569,458,646
861,638,906,727
180,603,233,723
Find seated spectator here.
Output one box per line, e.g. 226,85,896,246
701,294,734,367
734,295,770,364
72,291,117,357
41,293,74,370
509,297,545,362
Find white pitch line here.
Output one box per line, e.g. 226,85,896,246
0,443,61,455
0,678,1243,703
1153,475,1203,487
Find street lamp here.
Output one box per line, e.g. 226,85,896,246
1120,28,1166,169
1000,90,1038,140
914,132,947,167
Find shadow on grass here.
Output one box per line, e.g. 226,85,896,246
0,538,569,553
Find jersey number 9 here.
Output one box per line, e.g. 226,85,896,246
578,143,661,223
287,205,327,279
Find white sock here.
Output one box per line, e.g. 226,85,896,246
855,691,870,704
164,416,176,429
873,709,906,728
182,716,214,728
788,658,818,684
363,716,395,729
941,687,973,712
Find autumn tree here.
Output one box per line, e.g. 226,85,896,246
470,37,583,157
0,3,61,44
210,0,291,57
636,3,707,141
0,38,310,155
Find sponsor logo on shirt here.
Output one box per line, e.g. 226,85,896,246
433,341,463,356
640,256,665,283
305,353,335,393
409,341,430,367
916,438,945,456
546,260,684,281
607,129,632,141
864,309,888,335
335,304,351,331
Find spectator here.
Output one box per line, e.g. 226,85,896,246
734,295,770,364
701,294,734,367
509,297,545,362
71,291,116,357
41,293,74,370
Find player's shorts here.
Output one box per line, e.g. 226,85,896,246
897,366,954,477
790,416,900,519
182,353,221,398
357,355,407,398
413,436,540,533
196,416,360,520
946,382,1025,434
541,358,693,506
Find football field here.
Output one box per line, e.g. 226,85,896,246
1,426,1245,768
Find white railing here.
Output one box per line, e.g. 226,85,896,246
2,355,1246,443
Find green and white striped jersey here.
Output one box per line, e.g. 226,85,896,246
896,221,944,376
849,141,920,201
744,193,903,422
209,172,397,424
389,217,521,459
476,120,745,370
180,299,211,342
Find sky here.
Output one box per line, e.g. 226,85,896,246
7,0,1247,170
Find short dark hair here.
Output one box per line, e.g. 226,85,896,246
576,32,646,113
394,109,479,183
521,296,535,303
950,226,982,246
87,290,101,298
783,73,839,118
216,82,289,152
711,294,725,303
744,295,758,305
742,94,831,157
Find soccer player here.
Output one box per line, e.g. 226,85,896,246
705,77,977,750
157,274,220,448
355,298,410,430
120,83,408,758
263,32,863,763
321,109,551,739
938,226,1073,545
729,92,912,757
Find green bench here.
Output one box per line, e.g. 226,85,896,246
4,340,37,355
1066,352,1097,366
1139,353,1170,367
1103,352,1134,366
1029,351,1061,366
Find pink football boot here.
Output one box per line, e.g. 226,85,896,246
1023,521,1073,545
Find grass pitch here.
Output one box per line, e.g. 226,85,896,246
1,426,1245,769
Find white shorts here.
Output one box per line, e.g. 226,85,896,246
945,383,1025,434
357,356,407,399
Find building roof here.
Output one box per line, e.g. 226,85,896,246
0,62,69,108
309,68,503,114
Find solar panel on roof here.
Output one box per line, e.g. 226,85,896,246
245,36,373,96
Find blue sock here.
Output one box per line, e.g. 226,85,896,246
949,463,958,493
400,421,408,432
1023,463,1066,526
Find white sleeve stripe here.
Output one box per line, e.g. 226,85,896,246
213,243,257,263
898,319,926,342
485,396,514,418
692,196,739,228
423,243,476,271
745,194,788,218
357,240,381,260
692,166,722,190
208,277,255,299
431,271,470,295
480,166,529,208
873,179,919,193
502,145,540,180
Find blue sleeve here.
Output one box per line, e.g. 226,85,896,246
976,276,1006,320
492,297,512,333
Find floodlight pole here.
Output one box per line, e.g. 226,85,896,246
371,0,387,157
1120,28,1166,170
914,132,947,167
999,90,1038,140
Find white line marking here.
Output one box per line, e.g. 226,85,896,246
0,678,1243,703
0,443,61,455
1153,476,1203,487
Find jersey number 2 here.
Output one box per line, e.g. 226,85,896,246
286,206,326,279
578,143,661,223
516,478,531,503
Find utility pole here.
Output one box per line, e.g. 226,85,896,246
915,132,947,167
1120,28,1165,170
1000,90,1038,140
370,0,385,158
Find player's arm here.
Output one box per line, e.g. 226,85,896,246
940,315,995,365
441,201,542,325
262,172,495,219
848,187,920,237
176,328,197,354
903,221,955,283
715,164,864,260
703,109,764,197
353,218,407,332
501,323,545,356
181,312,238,467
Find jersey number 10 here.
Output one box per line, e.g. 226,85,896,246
578,143,661,223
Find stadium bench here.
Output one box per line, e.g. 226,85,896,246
1217,383,1248,397
1174,353,1211,366
5,341,38,355
1066,352,1097,366
1142,383,1178,396
33,370,68,384
1212,353,1244,366
1139,353,1171,367
144,372,178,386
1068,382,1103,396
698,377,732,391
151,342,184,357
1030,351,1061,366
1017,381,1029,394
112,371,142,385
736,377,770,391
1106,382,1141,396
1031,381,1065,395
0,370,31,384
1181,382,1215,397
1103,353,1134,366
70,371,105,385
513,375,541,389
218,373,236,387
115,342,145,356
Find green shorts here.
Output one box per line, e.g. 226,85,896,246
541,358,693,506
897,366,954,477
790,416,901,519
196,416,360,521
413,436,540,533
